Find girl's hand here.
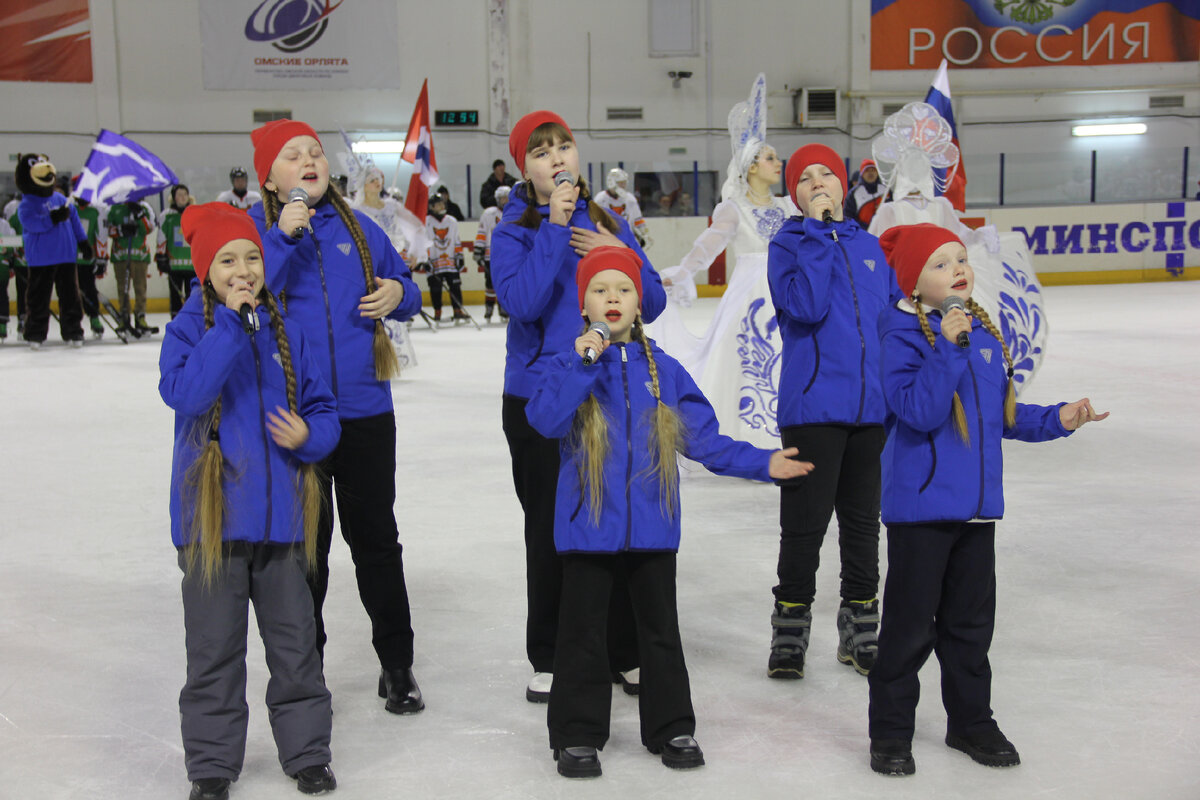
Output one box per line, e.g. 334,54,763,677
225,280,257,314
1059,397,1109,431
278,201,314,238
548,180,579,227
569,226,627,256
770,447,814,480
575,329,608,361
940,307,971,347
360,278,403,318
267,406,310,450
808,194,837,221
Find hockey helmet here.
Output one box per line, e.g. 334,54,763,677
605,168,629,192
229,167,248,182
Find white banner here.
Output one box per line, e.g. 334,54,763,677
200,1,401,90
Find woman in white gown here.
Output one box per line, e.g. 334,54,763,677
650,74,798,450
350,166,428,266
867,102,1048,390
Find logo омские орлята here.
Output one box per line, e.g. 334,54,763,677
244,0,343,53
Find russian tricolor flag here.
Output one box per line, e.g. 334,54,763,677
924,59,966,213
402,79,439,222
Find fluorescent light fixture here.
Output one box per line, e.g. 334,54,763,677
1071,123,1147,137
351,140,408,153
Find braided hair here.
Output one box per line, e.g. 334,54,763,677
261,183,400,381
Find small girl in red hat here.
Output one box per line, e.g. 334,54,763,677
868,223,1107,777
160,202,341,799
525,246,811,778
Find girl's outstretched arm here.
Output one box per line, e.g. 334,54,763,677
1059,397,1109,431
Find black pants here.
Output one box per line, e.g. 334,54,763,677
868,522,998,742
76,263,100,318
25,263,83,343
427,271,462,314
549,552,694,751
308,412,415,669
168,269,197,318
502,394,637,674
775,424,884,606
13,264,28,322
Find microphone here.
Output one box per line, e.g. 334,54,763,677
287,187,312,239
581,321,610,366
553,170,576,188
941,296,970,349
239,302,260,335
821,209,834,224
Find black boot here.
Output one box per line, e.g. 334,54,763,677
836,598,879,675
554,746,601,778
946,728,1020,767
291,763,337,794
378,667,425,714
189,777,231,800
870,739,915,776
649,735,705,769
768,601,811,679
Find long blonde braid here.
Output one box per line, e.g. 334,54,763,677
913,298,971,445
966,298,1017,429
632,321,684,518
261,291,324,571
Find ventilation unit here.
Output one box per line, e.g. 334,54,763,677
607,107,645,121
253,109,293,124
1149,95,1184,109
881,101,907,117
793,88,839,127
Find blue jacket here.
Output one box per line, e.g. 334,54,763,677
17,193,86,267
768,215,899,428
160,293,341,548
491,183,666,399
525,341,774,554
877,302,1071,526
249,197,422,420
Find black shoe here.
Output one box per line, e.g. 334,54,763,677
946,728,1020,767
377,667,425,714
554,746,602,778
291,763,336,794
649,735,705,769
189,777,231,800
768,602,811,679
870,738,915,776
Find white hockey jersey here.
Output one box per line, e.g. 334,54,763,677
216,189,262,210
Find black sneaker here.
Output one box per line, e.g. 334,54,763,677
768,601,811,679
870,739,915,776
291,763,337,794
946,728,1020,767
649,735,705,769
836,598,880,675
189,777,231,800
554,746,602,778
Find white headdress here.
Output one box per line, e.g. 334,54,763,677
723,73,769,201
338,127,376,196
871,102,959,202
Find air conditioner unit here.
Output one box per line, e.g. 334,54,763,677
793,88,839,128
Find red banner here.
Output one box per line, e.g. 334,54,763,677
872,0,1200,70
0,0,92,83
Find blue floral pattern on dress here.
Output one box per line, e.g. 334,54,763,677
998,260,1045,393
752,206,786,241
735,296,781,439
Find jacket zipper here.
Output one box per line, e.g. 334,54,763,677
835,237,867,424
525,319,545,368
310,230,339,396
967,361,986,518
251,333,274,542
919,433,937,494
620,345,633,551
803,338,821,394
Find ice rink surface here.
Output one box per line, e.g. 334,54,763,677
1,282,1197,799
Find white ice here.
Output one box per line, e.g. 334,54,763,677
1,282,1198,799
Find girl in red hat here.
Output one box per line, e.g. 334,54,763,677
491,111,667,702
868,223,1107,776
525,246,811,778
160,202,340,799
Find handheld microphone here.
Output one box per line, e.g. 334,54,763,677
821,209,834,224
553,170,576,188
940,296,970,349
239,302,260,335
287,187,312,239
581,321,611,366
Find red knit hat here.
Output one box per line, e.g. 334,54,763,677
576,246,643,310
251,119,322,188
785,144,848,210
182,202,264,283
508,111,573,174
878,223,963,299
859,158,876,173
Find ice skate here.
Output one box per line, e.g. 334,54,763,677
836,598,880,675
768,601,810,679
89,316,104,339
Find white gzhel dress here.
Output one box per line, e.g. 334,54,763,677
649,193,797,449
869,195,1048,391
351,196,428,264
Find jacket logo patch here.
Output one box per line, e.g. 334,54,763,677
272,353,283,368
644,380,656,397
980,348,993,364
864,259,876,271
337,242,352,255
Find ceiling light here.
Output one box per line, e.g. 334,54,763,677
352,141,408,153
1071,123,1147,137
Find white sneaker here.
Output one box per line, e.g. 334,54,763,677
526,672,552,703
618,668,640,696
69,339,83,348
28,341,41,351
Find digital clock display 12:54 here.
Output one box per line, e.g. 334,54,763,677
434,110,479,126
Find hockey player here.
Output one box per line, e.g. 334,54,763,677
594,168,652,249
71,184,108,338
4,197,28,337
472,184,509,322
157,184,196,318
422,194,466,323
216,167,262,210
106,198,157,334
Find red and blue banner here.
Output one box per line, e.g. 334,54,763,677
871,0,1200,70
0,0,91,83
402,80,439,223
924,60,966,213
